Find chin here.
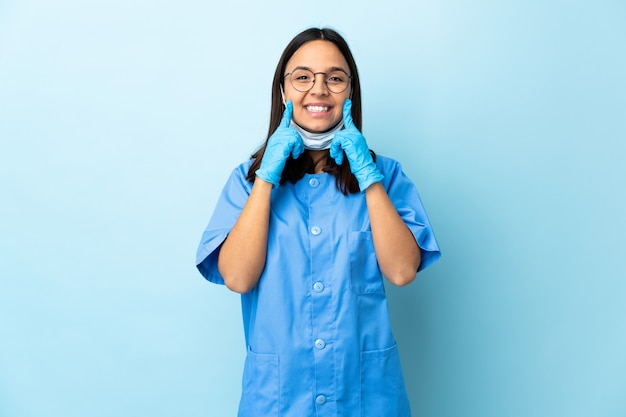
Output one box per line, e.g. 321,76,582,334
302,120,341,133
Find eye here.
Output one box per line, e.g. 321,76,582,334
291,69,314,82
327,71,347,84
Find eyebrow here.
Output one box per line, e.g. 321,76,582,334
292,65,349,73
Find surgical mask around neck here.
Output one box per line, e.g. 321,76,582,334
290,120,344,150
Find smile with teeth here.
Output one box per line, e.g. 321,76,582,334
306,105,330,113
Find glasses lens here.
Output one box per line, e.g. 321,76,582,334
290,69,315,92
326,70,349,93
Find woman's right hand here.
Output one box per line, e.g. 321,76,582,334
255,101,304,188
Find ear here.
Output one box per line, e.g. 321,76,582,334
280,85,286,106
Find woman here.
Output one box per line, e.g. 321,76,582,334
196,27,440,417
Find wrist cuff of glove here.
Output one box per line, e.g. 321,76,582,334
255,169,280,188
357,169,384,193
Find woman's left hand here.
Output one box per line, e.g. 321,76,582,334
330,99,384,191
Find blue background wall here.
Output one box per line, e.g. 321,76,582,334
1,0,625,416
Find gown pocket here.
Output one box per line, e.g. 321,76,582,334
360,343,411,417
238,348,280,417
349,231,384,294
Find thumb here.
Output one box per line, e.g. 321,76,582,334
330,136,344,165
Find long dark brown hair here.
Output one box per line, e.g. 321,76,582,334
246,27,373,195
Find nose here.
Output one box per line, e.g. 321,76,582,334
309,73,330,95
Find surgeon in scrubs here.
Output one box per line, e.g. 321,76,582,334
196,27,441,417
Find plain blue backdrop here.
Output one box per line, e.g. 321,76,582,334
1,0,625,416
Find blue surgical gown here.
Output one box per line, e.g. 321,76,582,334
196,155,441,417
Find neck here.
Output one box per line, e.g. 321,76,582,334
306,150,329,174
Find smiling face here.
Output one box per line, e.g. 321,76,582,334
282,40,352,133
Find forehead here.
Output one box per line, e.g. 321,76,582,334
286,40,349,71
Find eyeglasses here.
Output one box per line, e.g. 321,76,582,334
284,68,352,94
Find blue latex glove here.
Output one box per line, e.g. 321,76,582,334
330,99,384,191
255,101,304,188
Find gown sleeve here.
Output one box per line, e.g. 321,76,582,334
195,161,254,285
379,156,441,272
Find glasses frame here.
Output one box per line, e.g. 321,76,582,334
283,68,352,94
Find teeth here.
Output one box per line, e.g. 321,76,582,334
306,105,329,112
